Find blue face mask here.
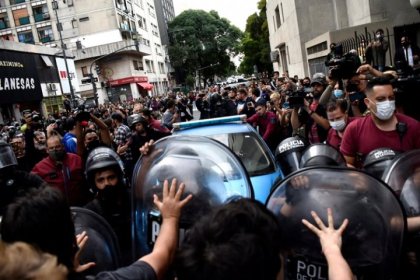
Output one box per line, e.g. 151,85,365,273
333,89,344,99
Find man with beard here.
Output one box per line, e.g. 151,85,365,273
10,133,31,172
31,133,90,206
291,73,330,143
341,77,420,168
84,147,131,264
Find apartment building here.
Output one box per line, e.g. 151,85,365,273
0,0,171,104
266,0,420,78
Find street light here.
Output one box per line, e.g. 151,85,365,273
52,0,76,107
89,34,141,106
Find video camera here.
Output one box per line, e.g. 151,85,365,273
287,87,312,108
75,104,91,123
326,45,361,80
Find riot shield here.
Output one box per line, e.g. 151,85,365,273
71,207,121,275
266,167,405,279
132,135,253,257
275,136,308,176
383,149,420,234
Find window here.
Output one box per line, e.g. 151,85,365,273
81,66,89,77
280,3,284,23
275,6,281,28
67,0,74,7
37,27,53,43
79,17,89,22
307,41,328,55
18,31,34,44
143,38,150,46
159,62,165,74
133,60,143,71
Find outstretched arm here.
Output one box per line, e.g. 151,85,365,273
302,208,353,280
141,178,193,280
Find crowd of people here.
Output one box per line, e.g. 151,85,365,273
0,35,419,279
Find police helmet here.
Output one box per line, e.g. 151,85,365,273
275,136,308,176
85,147,125,186
0,140,18,170
130,114,148,129
300,143,346,168
363,148,398,179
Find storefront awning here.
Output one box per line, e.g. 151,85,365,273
137,82,154,91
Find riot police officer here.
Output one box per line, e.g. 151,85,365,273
0,140,46,216
84,147,131,264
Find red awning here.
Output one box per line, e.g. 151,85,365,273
137,82,154,91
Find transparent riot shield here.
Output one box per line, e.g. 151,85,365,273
383,149,420,236
71,207,121,275
266,167,405,279
132,135,253,257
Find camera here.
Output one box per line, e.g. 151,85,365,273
75,104,91,123
326,45,361,80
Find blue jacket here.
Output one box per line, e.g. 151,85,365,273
63,132,77,154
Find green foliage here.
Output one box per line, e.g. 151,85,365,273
168,10,243,85
238,0,273,75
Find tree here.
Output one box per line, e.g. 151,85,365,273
238,0,273,76
168,10,243,86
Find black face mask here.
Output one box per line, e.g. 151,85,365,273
97,183,125,205
87,139,101,151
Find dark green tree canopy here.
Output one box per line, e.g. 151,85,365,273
168,10,243,85
238,0,273,75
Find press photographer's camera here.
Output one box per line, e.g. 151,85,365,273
75,104,90,123
326,45,361,80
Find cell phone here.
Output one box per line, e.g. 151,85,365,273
282,102,290,109
247,102,253,107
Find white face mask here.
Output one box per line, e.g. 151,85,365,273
373,100,395,120
329,119,346,131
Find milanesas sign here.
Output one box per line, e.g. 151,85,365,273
0,50,42,104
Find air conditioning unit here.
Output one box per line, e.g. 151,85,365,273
48,83,57,91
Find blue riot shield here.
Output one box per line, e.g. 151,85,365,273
131,135,254,257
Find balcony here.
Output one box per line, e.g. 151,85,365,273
34,12,49,22
19,16,29,25
74,39,151,61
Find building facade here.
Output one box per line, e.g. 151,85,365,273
0,39,78,123
0,0,171,104
266,0,420,78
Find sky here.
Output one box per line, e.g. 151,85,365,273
172,0,260,31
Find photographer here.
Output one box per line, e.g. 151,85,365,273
237,88,255,118
291,73,330,143
366,29,389,72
